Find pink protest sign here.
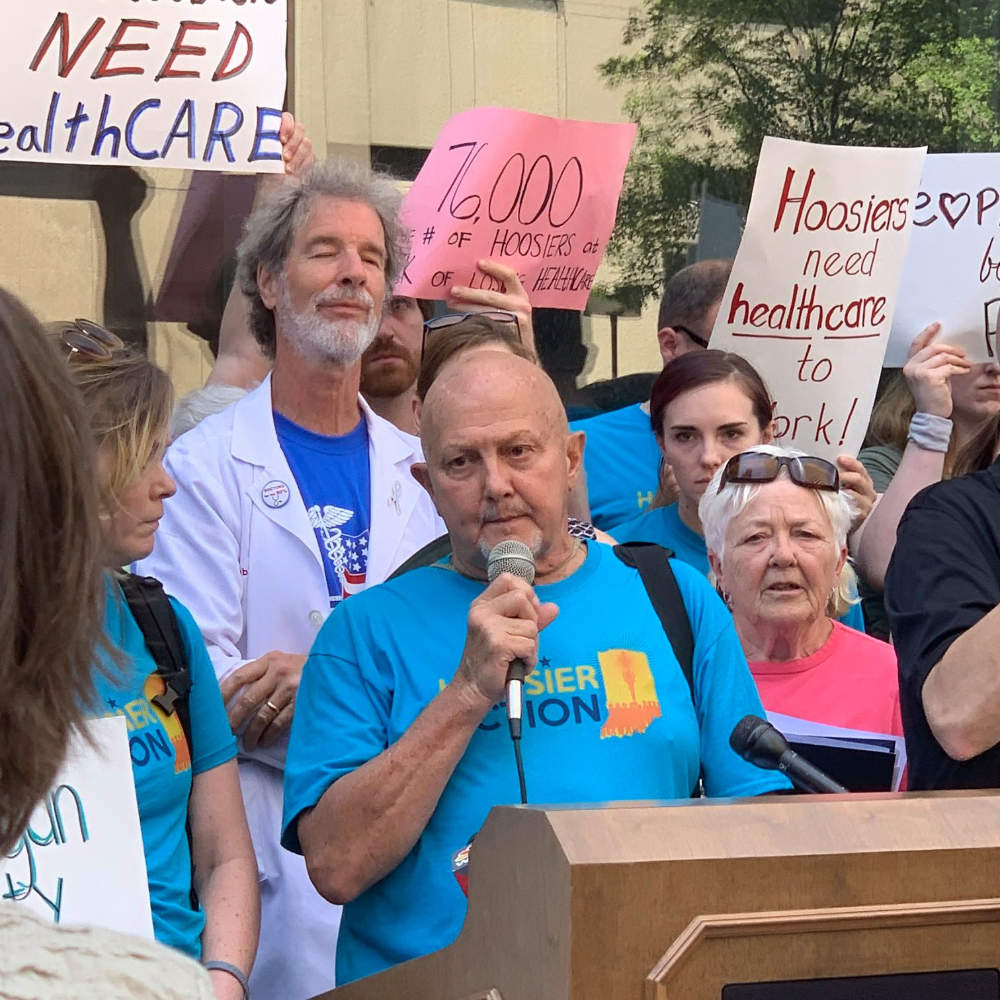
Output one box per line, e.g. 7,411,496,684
398,108,636,309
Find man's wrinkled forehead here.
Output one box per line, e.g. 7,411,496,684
421,350,565,455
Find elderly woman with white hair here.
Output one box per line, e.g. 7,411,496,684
700,444,903,743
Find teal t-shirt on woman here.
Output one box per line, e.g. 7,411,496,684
94,576,237,957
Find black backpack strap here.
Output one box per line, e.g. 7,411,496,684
613,542,702,798
613,542,695,699
118,573,192,742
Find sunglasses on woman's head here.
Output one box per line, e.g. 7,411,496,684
719,451,840,493
60,319,124,360
421,309,520,358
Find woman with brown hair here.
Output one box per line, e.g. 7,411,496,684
0,288,216,998
62,325,259,999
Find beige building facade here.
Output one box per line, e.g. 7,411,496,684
2,0,665,397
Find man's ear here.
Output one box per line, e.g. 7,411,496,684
258,264,279,311
410,462,434,502
657,326,682,366
412,398,422,435
566,430,585,489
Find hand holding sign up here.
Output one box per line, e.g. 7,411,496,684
902,322,972,419
447,259,536,353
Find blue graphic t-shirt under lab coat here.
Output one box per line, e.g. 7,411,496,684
275,411,372,609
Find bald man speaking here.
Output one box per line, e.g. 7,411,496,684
281,351,785,985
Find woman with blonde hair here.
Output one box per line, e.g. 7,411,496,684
63,322,259,999
0,288,216,998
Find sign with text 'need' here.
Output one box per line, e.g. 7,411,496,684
710,137,926,459
1,0,287,171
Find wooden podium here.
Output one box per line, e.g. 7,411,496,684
321,792,1000,999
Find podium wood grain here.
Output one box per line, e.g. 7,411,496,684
318,792,1000,1000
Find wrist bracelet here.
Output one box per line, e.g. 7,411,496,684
203,960,250,1000
908,411,953,453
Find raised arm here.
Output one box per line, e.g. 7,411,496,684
854,323,969,589
211,113,316,390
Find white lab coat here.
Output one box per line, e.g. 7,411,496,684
138,375,444,1000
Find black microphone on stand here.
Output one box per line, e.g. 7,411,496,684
730,715,848,794
486,540,536,803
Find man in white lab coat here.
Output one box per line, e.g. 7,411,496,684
140,159,444,1000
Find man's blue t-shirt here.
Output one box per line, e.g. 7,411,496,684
94,577,237,957
571,403,661,530
275,411,372,609
282,542,788,984
614,503,867,633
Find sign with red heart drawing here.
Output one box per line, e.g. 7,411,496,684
888,153,1000,365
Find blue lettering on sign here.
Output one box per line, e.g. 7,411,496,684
161,98,197,160
90,94,120,158
16,125,42,153
249,106,282,162
3,785,88,923
0,91,276,167
203,101,243,162
125,98,161,160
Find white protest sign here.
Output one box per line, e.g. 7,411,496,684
2,717,153,937
887,153,1000,366
711,137,926,458
0,1,287,172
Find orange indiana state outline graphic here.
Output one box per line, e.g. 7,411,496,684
143,673,192,773
597,649,663,739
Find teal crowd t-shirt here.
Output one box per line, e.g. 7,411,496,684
571,403,661,530
94,576,237,957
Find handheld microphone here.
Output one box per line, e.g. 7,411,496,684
729,714,848,794
486,540,536,743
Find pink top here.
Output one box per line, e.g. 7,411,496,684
748,620,904,739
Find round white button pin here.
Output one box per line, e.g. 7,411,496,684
261,480,290,509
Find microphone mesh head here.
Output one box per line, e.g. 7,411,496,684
729,714,769,755
486,540,536,585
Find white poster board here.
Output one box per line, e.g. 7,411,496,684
887,153,1000,365
0,1,287,172
1,717,153,937
711,137,926,458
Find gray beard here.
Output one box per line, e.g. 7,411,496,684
276,283,380,367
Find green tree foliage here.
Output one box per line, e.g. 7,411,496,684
601,0,1000,298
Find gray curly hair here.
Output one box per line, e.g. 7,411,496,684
236,159,410,358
